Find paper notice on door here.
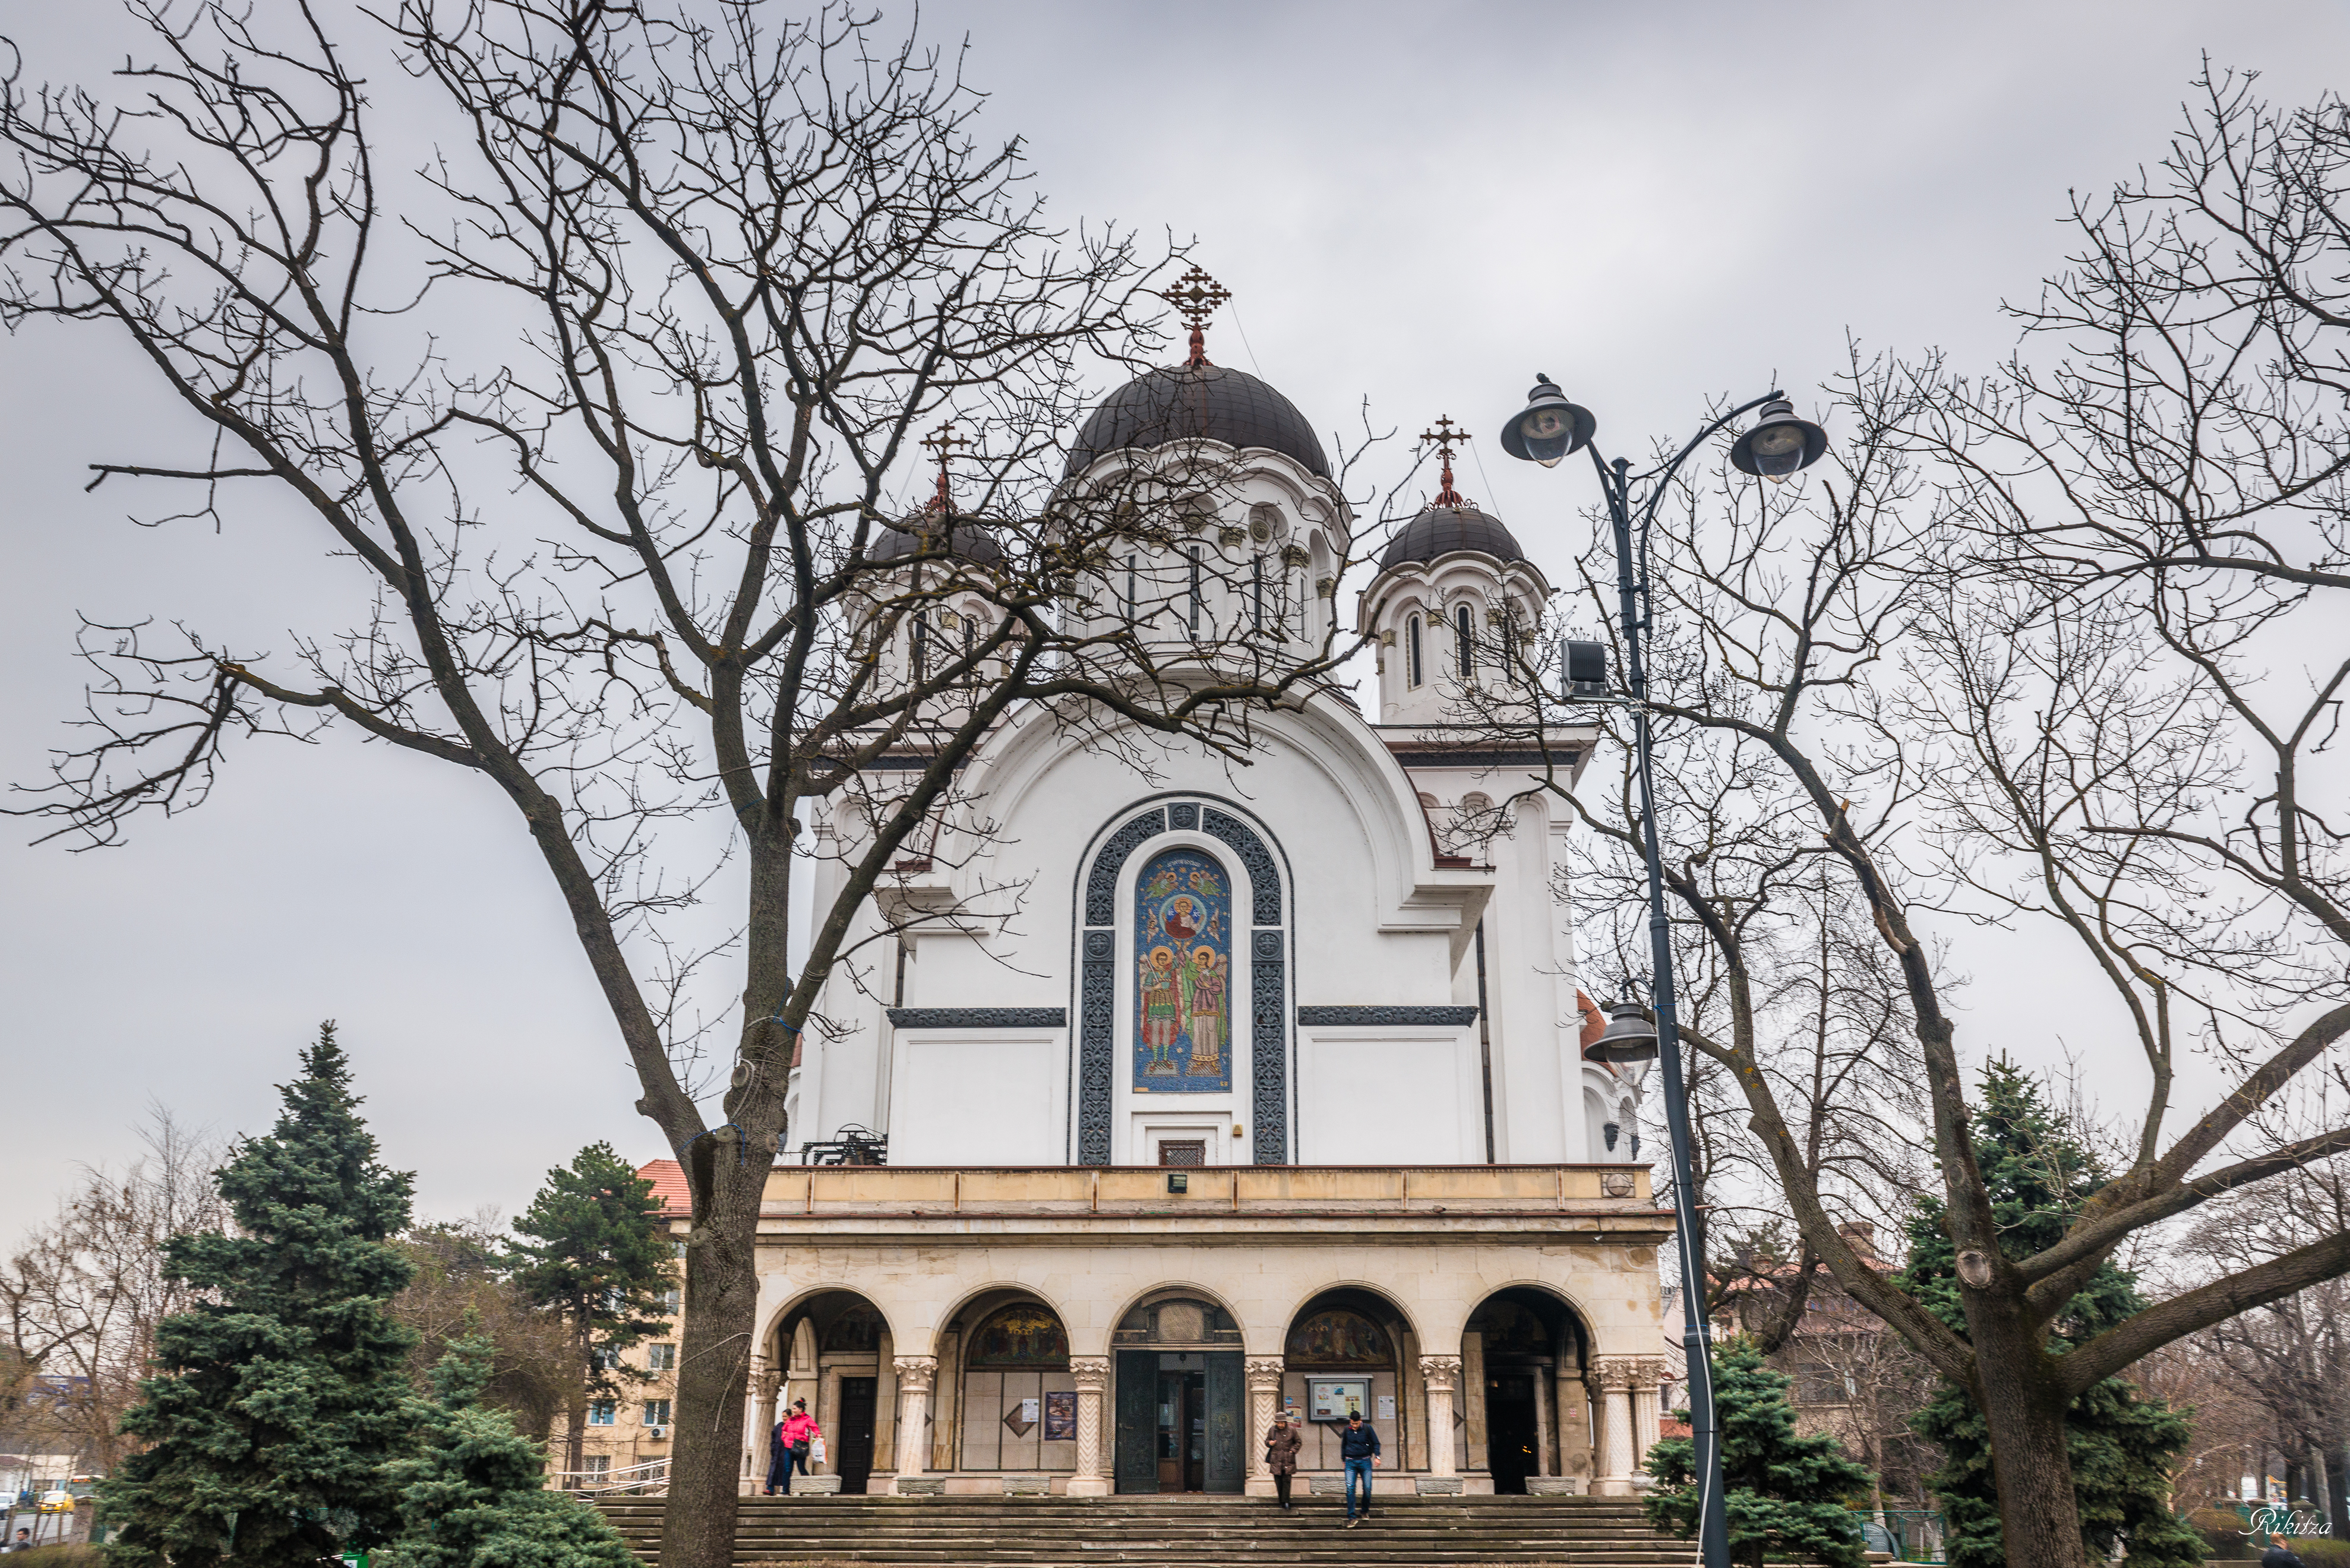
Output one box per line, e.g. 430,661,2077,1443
1376,1395,1397,1421
1021,1396,1041,1423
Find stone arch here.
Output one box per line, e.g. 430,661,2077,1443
1275,1284,1422,1472
1071,796,1293,1167
934,1286,1079,1478
762,1286,896,1495
1458,1284,1602,1494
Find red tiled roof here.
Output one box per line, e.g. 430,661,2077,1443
1575,990,1607,1056
637,1159,691,1217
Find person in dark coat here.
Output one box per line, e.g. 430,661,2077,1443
1338,1412,1380,1525
2263,1543,2305,1568
1263,1413,1302,1509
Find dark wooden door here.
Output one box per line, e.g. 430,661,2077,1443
1114,1352,1158,1494
836,1377,877,1494
1204,1352,1244,1493
1486,1373,1539,1494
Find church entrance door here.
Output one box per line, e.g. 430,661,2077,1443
1485,1373,1540,1494
1112,1350,1244,1493
835,1376,877,1494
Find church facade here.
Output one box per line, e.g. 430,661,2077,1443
742,292,1669,1499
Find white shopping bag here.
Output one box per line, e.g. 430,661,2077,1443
810,1436,827,1468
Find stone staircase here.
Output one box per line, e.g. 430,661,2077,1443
593,1494,1706,1567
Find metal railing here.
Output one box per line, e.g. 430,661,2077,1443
1852,1509,1944,1563
551,1459,668,1497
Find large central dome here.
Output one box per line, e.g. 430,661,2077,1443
1065,362,1329,479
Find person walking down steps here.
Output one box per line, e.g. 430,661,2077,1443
1264,1412,1302,1509
766,1398,822,1494
1339,1411,1380,1526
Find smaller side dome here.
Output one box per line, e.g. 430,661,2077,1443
1378,505,1525,572
867,511,1006,567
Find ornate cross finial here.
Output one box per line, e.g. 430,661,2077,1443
1158,266,1231,367
920,419,970,511
1419,415,1472,508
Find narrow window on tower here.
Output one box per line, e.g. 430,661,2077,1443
1188,548,1203,635
1455,603,1474,677
1500,602,1517,679
1125,555,1137,624
912,611,929,684
1407,615,1424,688
1251,554,1264,631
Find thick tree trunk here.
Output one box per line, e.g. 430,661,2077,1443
660,1104,781,1568
1970,1335,2088,1568
565,1392,586,1478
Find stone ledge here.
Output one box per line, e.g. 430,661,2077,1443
1414,1477,1464,1495
778,1474,842,1495
892,1476,945,1496
1002,1475,1053,1496
1526,1477,1585,1496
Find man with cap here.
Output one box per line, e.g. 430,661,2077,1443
1338,1410,1379,1525
1263,1411,1302,1509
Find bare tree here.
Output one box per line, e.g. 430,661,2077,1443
0,1108,230,1472
0,5,1368,1563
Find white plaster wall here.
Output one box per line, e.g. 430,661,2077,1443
890,1032,1067,1165
1294,1028,1482,1165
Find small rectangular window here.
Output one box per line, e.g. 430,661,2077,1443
672,1240,687,1260
643,1399,672,1427
1125,555,1137,622
658,1289,681,1315
1187,549,1202,634
646,1343,677,1372
1158,1140,1206,1167
588,1401,617,1426
1456,604,1475,678
1407,616,1423,688
584,1455,612,1477
1251,554,1264,631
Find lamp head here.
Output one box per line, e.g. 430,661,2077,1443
1729,399,1828,482
1585,1001,1660,1064
1499,374,1596,467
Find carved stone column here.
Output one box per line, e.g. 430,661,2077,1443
1556,1364,1594,1485
1067,1357,1111,1497
1591,1356,1638,1497
1631,1357,1666,1482
1245,1357,1285,1497
746,1361,782,1494
892,1356,937,1491
1419,1355,1462,1480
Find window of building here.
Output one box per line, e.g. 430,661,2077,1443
1455,603,1475,676
643,1399,672,1428
671,1240,687,1260
1187,548,1203,634
583,1455,611,1477
657,1289,681,1316
1250,555,1265,631
588,1401,617,1426
645,1343,676,1372
911,611,928,682
1406,616,1423,687
1125,555,1137,622
1157,1139,1206,1166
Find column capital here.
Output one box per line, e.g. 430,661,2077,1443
1070,1355,1111,1393
1633,1355,1668,1384
1245,1356,1286,1393
892,1355,938,1394
1590,1355,1643,1392
1417,1354,1463,1393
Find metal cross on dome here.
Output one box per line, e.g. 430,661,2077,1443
1418,415,1473,509
1159,266,1231,366
920,419,970,510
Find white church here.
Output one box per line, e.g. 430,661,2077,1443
744,277,1669,1501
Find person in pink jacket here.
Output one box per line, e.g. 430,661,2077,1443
767,1399,822,1494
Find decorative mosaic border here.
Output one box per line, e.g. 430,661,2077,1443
886,1008,1067,1029
1294,1006,1482,1027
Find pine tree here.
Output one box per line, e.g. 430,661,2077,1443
507,1144,674,1473
1897,1059,2206,1568
1645,1338,1872,1568
102,1025,418,1568
378,1328,635,1568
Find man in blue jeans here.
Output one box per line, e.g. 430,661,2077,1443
1339,1412,1380,1525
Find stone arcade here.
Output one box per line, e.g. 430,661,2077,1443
748,280,1668,1498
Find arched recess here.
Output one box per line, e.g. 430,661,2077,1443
1460,1286,1594,1493
1070,796,1292,1166
1280,1286,1417,1474
1108,1286,1247,1495
766,1289,895,1494
936,1289,1075,1478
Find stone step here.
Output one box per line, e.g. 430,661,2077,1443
591,1496,1701,1567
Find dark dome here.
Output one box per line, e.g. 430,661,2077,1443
1378,505,1525,572
1066,362,1328,478
868,512,1005,568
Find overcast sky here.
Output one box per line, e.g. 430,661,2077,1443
4,0,2345,1243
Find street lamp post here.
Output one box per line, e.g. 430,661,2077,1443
1499,375,1826,1568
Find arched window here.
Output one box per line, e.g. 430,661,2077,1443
1406,615,1423,687
1455,603,1475,677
